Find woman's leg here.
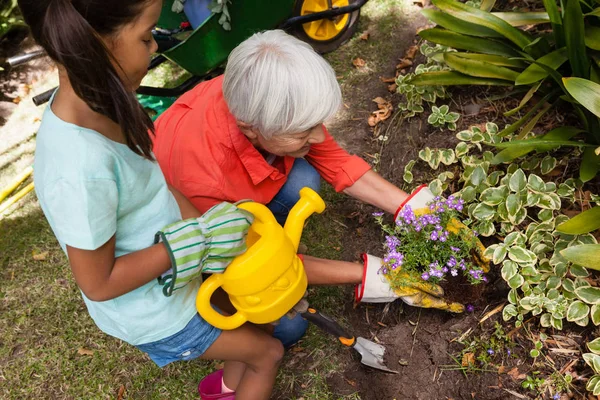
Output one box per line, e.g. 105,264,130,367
201,324,284,400
266,158,321,225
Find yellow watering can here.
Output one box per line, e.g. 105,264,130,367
196,187,326,330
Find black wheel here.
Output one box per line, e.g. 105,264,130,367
291,0,361,54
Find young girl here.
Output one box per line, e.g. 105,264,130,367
20,0,283,398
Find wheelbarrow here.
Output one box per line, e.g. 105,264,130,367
5,0,369,112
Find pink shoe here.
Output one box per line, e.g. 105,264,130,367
198,369,235,399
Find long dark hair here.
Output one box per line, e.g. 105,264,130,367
18,0,155,158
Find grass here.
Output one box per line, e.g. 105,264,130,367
0,1,414,398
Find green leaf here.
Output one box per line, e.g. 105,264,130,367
509,169,526,192
542,0,564,48
516,48,569,86
561,244,600,270
505,231,526,246
480,186,509,206
540,155,557,174
429,179,443,196
502,260,519,283
477,220,496,236
504,82,542,117
556,207,600,234
503,304,518,320
449,52,528,68
473,203,496,220
575,286,600,304
480,0,496,11
584,353,600,372
408,71,513,86
592,305,600,326
418,28,520,57
506,193,520,216
421,9,502,37
460,185,477,202
493,138,592,149
538,209,553,222
572,265,590,278
493,244,508,264
563,77,600,118
440,149,456,165
491,11,550,26
586,25,600,50
564,0,590,78
508,273,524,289
587,376,600,392
470,165,487,185
589,338,600,354
403,160,416,184
455,142,470,157
443,52,520,81
508,246,537,263
582,148,600,183
530,348,540,358
567,300,590,321
432,0,533,51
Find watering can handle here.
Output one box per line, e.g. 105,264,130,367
196,274,248,330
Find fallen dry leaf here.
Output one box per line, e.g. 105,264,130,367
77,347,94,356
117,385,125,400
32,251,49,261
388,83,398,92
405,45,419,60
359,31,370,40
368,97,393,127
12,97,21,104
462,352,475,367
396,59,413,70
497,365,506,374
345,378,357,387
380,76,396,83
507,367,527,380
352,57,366,68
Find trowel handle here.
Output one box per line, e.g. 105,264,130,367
301,308,356,347
196,274,247,330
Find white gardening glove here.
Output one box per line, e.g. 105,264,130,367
394,184,433,222
355,254,464,312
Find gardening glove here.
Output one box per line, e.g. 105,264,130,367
355,254,465,313
395,184,489,273
155,202,254,297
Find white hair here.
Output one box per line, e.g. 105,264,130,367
222,30,342,138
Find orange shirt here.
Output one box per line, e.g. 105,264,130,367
152,76,371,213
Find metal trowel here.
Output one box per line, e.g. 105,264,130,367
301,307,398,374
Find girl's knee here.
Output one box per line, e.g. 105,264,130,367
261,337,284,367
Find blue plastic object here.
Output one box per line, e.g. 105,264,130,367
183,0,213,29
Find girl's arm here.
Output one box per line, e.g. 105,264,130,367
67,237,170,301
66,186,203,301
343,169,409,214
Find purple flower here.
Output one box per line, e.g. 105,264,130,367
482,276,488,282
372,211,384,217
507,349,511,356
430,231,439,241
447,257,457,267
473,230,479,237
451,246,460,253
385,235,400,249
553,394,560,400
487,349,494,355
466,304,475,312
421,272,430,281
442,266,449,273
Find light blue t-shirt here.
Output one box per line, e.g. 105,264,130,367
34,95,200,345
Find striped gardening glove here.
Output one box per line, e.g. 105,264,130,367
155,202,254,297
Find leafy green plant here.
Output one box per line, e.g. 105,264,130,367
0,0,24,41
395,44,451,118
405,120,600,331
584,337,600,395
427,104,460,130
412,0,600,180
522,372,545,392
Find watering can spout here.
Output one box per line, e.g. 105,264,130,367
283,187,326,253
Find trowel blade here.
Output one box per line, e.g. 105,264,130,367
354,337,398,374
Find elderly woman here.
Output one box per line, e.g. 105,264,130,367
152,31,460,354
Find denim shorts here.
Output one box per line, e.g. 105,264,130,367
136,313,221,368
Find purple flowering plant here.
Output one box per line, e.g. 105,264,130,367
373,196,485,288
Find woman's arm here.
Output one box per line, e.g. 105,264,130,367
343,169,409,214
67,237,171,301
302,255,363,285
